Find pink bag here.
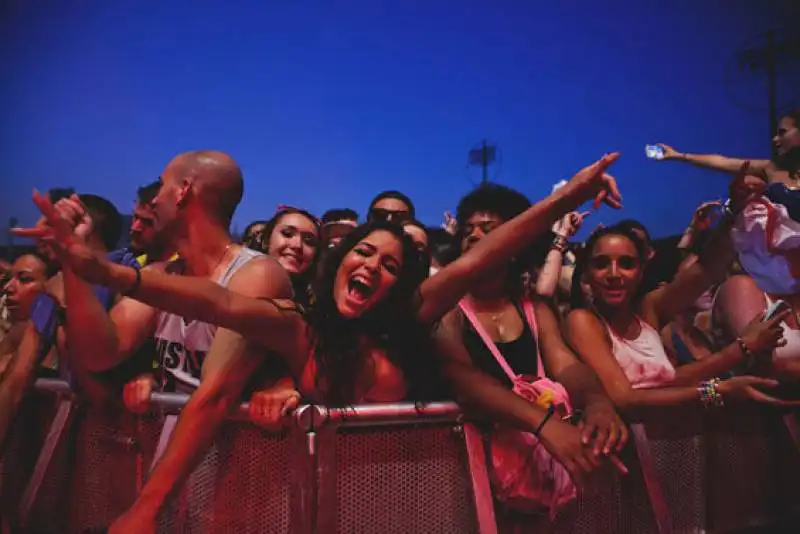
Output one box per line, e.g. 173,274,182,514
459,298,577,518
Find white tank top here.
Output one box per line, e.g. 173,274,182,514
154,247,262,393
607,318,677,389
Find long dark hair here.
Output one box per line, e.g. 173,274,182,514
263,208,321,307
304,220,441,406
570,224,649,311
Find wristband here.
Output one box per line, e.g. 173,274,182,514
121,265,142,297
533,404,556,437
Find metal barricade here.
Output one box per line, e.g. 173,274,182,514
312,403,479,534
0,380,67,525
704,406,800,532
4,379,800,533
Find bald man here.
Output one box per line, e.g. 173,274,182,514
52,151,292,532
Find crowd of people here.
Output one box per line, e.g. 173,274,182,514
1,109,799,532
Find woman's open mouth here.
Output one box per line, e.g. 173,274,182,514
347,275,375,303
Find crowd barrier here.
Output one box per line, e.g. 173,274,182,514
2,379,800,533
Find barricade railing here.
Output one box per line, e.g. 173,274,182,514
2,379,799,533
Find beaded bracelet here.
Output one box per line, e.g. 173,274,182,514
697,378,724,408
552,235,568,253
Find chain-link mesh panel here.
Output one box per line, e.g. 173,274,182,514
157,421,292,534
21,406,163,534
25,403,77,534
66,408,160,532
643,413,707,534
706,409,800,532
332,424,476,534
0,390,58,522
647,435,704,534
494,455,658,534
549,443,657,534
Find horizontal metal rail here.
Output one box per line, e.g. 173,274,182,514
32,379,462,428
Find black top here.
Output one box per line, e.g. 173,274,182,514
462,302,538,388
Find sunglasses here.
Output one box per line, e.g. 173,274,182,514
368,208,411,223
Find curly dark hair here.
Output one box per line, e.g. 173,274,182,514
570,223,649,310
263,208,322,307
304,220,441,406
455,183,551,291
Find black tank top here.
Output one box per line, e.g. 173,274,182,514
462,302,538,388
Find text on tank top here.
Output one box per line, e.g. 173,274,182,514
154,247,263,393
607,318,676,389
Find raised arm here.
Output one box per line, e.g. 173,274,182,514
16,197,304,363
641,208,735,331
536,212,584,298
656,143,772,180
64,266,158,372
417,153,622,323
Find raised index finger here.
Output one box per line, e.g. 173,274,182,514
32,190,60,223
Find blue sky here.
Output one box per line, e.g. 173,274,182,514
1,1,797,239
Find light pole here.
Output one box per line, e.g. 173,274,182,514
468,140,497,184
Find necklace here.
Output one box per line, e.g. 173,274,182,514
187,243,234,278
475,305,513,340
210,243,234,278
179,243,234,329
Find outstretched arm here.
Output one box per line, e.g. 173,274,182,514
417,154,622,323
99,258,305,360
655,143,772,181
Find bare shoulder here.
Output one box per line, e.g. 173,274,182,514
229,253,293,299
564,308,604,334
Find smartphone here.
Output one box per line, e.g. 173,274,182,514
645,145,665,160
765,299,789,321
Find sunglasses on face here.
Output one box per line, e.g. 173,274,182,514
368,208,411,223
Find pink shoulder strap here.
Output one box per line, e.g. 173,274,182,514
458,297,544,381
